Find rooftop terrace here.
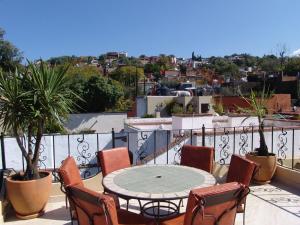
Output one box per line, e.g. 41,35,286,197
4,178,300,225
1,125,300,224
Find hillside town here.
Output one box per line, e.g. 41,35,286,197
0,1,300,224
38,49,300,121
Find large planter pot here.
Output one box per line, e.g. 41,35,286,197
6,171,52,219
246,153,277,184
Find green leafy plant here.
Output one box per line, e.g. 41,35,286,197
166,101,184,115
171,103,184,114
212,102,225,115
0,61,77,180
239,88,270,156
142,114,155,118
186,103,195,114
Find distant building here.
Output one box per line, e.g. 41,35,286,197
139,56,150,65
214,94,291,114
106,51,128,59
136,96,215,117
164,70,180,80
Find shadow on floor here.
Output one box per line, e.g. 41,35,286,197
6,206,71,223
39,206,71,221
250,181,300,218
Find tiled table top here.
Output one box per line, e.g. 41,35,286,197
103,164,216,200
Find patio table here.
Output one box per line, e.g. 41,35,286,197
102,164,216,218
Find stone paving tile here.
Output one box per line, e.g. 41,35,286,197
250,182,300,218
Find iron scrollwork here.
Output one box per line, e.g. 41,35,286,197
28,136,47,170
37,142,47,170
173,130,186,164
219,129,230,165
238,127,249,156
76,135,92,178
277,129,288,165
136,131,150,164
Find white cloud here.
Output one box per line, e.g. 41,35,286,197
291,49,300,57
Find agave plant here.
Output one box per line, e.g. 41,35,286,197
239,88,270,156
0,61,77,180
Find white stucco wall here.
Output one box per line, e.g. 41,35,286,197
64,113,127,133
172,115,214,130
136,97,147,117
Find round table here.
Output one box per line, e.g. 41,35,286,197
102,164,216,218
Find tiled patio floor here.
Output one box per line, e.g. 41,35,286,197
5,182,300,225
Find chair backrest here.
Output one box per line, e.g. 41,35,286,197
184,182,248,225
226,154,257,186
67,185,119,225
58,156,83,188
97,147,131,177
180,145,214,173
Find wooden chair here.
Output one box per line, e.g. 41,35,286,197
180,145,214,173
159,182,249,225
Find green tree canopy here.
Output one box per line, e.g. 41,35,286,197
0,28,23,72
258,55,281,73
157,54,172,70
66,64,101,79
209,57,239,78
82,75,124,112
144,63,162,81
110,66,144,86
284,57,300,75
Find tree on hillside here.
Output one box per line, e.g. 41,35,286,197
48,55,79,66
82,76,124,112
276,43,288,73
66,64,101,79
0,28,23,72
157,54,172,70
231,54,258,68
284,57,300,75
258,55,281,73
65,73,86,111
144,63,162,82
144,63,160,74
210,57,239,79
110,66,144,86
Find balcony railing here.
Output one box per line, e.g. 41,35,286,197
0,125,299,182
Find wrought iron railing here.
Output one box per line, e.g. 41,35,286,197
0,125,299,182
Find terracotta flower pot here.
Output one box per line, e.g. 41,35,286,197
246,153,277,184
6,171,52,219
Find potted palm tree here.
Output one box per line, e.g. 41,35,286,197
0,61,77,219
240,88,277,184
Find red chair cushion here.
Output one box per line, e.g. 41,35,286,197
226,154,257,186
58,156,83,187
183,182,243,225
180,145,214,173
97,147,131,177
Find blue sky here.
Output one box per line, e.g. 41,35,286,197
0,0,299,60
